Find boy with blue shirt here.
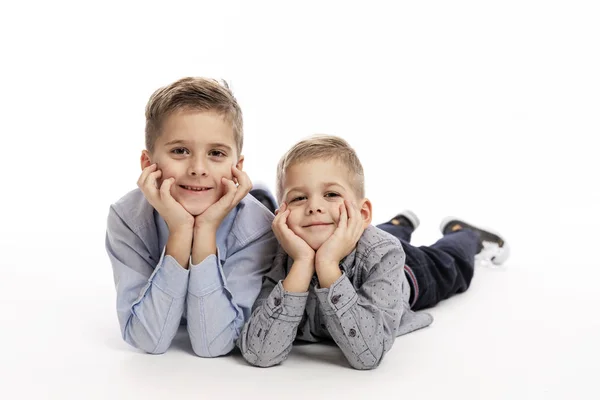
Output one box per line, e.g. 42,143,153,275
105,77,278,356
238,135,509,370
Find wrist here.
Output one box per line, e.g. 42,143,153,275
194,221,219,236
169,224,194,237
315,261,342,289
191,229,217,265
283,260,315,293
165,230,193,270
315,259,340,272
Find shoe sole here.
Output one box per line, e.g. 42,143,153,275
439,216,510,265
399,210,420,230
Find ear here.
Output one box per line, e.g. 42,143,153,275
140,150,152,170
358,198,373,228
235,155,245,171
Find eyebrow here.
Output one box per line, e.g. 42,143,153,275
163,140,233,152
285,182,345,197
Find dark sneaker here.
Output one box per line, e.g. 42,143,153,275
440,217,510,266
389,210,420,231
250,183,278,214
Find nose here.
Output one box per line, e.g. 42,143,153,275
306,198,324,215
188,156,208,177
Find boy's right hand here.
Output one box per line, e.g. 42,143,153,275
137,164,195,232
272,202,315,263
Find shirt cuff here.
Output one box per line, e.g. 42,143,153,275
315,273,358,316
188,253,225,297
264,281,308,322
150,248,189,299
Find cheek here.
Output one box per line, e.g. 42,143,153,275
151,158,173,181
286,210,303,233
156,164,179,183
214,164,233,181
329,202,342,221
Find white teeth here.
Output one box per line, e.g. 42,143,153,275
182,185,208,191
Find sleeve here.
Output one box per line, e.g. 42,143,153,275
105,205,189,354
237,249,308,367
185,230,279,357
314,243,406,370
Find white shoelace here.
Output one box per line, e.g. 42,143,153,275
475,241,503,268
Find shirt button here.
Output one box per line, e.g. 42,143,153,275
274,297,281,306
349,328,356,337
331,294,341,304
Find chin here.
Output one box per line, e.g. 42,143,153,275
181,202,211,217
304,237,328,251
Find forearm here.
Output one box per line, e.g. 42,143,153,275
191,225,217,265
316,275,401,370
165,229,193,269
186,254,242,357
315,261,342,289
238,282,307,367
118,255,188,354
283,259,315,292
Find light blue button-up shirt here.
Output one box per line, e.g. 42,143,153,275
105,188,278,357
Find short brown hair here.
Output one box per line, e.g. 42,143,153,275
145,77,243,156
276,135,365,203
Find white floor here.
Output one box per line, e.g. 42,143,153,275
2,211,598,399
2,1,599,399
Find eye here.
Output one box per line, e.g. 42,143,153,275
209,149,226,157
289,195,306,203
324,192,341,198
171,147,190,155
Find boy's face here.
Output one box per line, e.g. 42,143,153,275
141,110,243,216
281,159,371,250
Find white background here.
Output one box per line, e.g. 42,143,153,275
1,1,599,399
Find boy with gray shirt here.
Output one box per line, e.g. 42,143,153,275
238,135,509,370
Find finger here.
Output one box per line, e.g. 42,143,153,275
346,200,362,234
272,209,290,240
145,169,162,190
137,163,157,187
346,200,360,228
338,202,348,229
159,177,176,203
141,170,162,203
274,202,286,216
347,202,364,239
219,177,238,206
232,167,252,197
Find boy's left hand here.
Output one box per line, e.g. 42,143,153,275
315,199,365,270
194,165,251,232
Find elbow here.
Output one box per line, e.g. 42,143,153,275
350,359,380,370
190,338,235,358
347,349,383,370
145,346,167,355
241,350,280,368
123,332,166,355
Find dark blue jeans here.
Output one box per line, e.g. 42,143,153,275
377,222,480,311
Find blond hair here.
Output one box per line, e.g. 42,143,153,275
276,135,365,203
144,77,243,156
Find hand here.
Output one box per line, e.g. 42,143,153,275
137,164,194,233
194,165,251,232
272,203,315,264
316,199,365,269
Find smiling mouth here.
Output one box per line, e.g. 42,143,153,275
180,185,212,192
303,223,334,228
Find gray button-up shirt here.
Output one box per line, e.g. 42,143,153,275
238,225,433,370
